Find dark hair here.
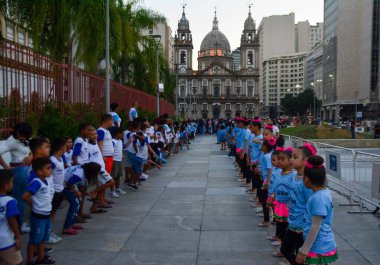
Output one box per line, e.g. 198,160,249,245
79,123,91,132
32,157,52,172
276,135,285,148
81,162,101,185
113,127,123,136
12,122,33,139
140,123,147,131
29,137,50,154
110,103,119,111
0,169,13,188
264,127,273,133
51,137,66,154
101,114,113,123
304,156,326,186
251,120,262,129
262,139,275,152
220,125,225,130
131,120,140,130
272,150,281,157
280,149,293,158
65,136,73,142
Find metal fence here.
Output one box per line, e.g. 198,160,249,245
284,134,380,215
0,39,175,131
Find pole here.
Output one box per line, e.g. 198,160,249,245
313,90,316,118
156,50,160,116
105,0,110,113
175,64,179,117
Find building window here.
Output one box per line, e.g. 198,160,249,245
213,85,220,97
236,103,241,111
203,87,207,97
225,103,231,111
180,86,186,97
247,51,254,66
192,79,197,87
192,103,197,111
226,87,231,97
248,86,253,97
6,22,14,40
18,29,25,45
202,103,208,110
180,51,186,65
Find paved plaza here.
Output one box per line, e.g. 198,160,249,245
21,136,380,265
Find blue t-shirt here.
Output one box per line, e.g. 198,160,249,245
218,129,227,140
259,152,272,182
288,175,314,230
302,188,337,254
273,171,296,203
235,128,245,149
268,167,281,194
249,134,263,162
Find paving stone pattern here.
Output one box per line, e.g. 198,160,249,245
20,136,380,264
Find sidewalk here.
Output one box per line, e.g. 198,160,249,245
20,136,380,264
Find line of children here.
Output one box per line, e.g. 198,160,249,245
0,116,192,265
226,116,338,265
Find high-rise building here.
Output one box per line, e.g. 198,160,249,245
322,0,380,122
142,22,174,70
295,21,324,52
232,48,241,71
304,43,323,99
262,52,306,116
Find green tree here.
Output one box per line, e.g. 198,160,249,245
281,89,321,116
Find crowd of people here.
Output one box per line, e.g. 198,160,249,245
0,105,196,265
215,116,338,265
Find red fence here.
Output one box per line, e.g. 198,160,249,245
0,40,175,130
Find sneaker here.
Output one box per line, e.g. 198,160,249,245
127,184,138,191
278,261,291,265
271,240,281,246
52,233,62,242
21,222,31,233
141,173,149,179
110,191,120,198
44,247,54,255
266,235,278,241
36,256,56,264
255,208,263,213
272,250,284,257
116,188,127,195
139,176,147,182
257,222,270,227
45,234,60,244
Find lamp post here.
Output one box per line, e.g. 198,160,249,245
174,63,179,117
311,82,316,117
105,0,110,113
151,35,162,116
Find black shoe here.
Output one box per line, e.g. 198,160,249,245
127,184,138,191
36,256,56,265
44,247,54,254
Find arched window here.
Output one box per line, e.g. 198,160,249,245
247,51,253,65
213,85,220,97
180,51,186,65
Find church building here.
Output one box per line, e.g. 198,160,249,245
175,6,260,119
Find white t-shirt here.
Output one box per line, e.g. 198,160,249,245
129,107,138,121
125,132,137,154
73,137,90,165
136,137,149,160
109,111,121,127
26,177,53,215
64,165,85,186
97,127,114,157
112,139,123,162
0,195,19,250
0,135,30,164
50,155,65,192
88,142,106,172
64,150,73,166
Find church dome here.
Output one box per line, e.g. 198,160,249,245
199,12,231,56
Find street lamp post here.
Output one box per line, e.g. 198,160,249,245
105,0,110,113
151,35,162,116
311,82,316,118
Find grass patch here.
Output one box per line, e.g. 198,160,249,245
281,125,371,139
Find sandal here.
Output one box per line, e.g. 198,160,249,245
62,228,79,235
72,225,84,230
91,208,107,214
98,204,112,209
80,214,92,219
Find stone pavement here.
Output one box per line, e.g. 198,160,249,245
21,136,380,265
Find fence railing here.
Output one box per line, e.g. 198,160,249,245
0,39,175,130
284,134,380,215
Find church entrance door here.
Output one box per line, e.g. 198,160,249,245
212,104,221,119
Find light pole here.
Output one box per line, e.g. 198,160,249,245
105,0,110,113
151,35,162,116
311,82,316,117
174,63,179,117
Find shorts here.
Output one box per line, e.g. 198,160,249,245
103,156,114,173
127,152,143,174
97,171,113,185
0,246,23,265
111,161,124,179
123,151,132,168
29,214,51,245
52,191,65,212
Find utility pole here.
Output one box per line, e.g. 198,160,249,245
105,0,110,113
156,49,160,116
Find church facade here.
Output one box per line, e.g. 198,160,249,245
175,7,260,119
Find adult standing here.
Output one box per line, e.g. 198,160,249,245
351,119,356,139
0,122,33,232
129,100,138,122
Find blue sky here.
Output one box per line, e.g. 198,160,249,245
141,0,324,66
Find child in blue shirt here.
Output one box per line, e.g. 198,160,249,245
0,169,22,265
281,143,316,264
218,125,227,150
296,156,338,265
23,158,55,265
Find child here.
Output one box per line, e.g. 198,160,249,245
219,125,227,151
247,118,262,194
110,128,127,197
296,156,338,265
72,123,92,166
47,138,67,244
63,137,73,167
270,147,296,255
0,169,23,265
23,158,55,265
97,114,115,174
280,143,316,265
257,138,276,227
